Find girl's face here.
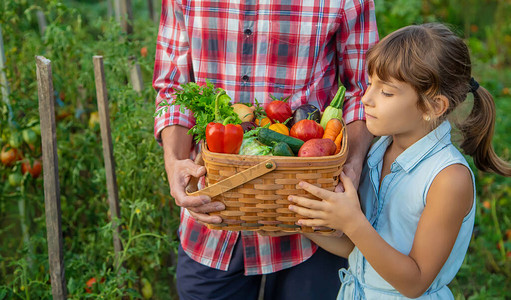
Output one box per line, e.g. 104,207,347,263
362,74,428,140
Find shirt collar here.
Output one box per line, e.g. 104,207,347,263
367,121,453,173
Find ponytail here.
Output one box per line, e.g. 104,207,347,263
458,86,511,176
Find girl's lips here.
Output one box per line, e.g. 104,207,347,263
365,112,376,119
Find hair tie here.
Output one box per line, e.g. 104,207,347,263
469,77,479,93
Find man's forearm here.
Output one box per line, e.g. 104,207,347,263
161,125,194,163
345,120,373,165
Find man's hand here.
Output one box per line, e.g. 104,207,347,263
335,120,373,192
162,126,225,224
166,158,225,223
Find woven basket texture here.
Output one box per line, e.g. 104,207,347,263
196,125,347,234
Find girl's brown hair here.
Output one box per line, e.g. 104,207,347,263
365,23,510,176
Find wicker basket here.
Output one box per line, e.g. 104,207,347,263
187,123,348,234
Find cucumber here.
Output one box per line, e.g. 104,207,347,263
272,141,295,156
258,128,304,154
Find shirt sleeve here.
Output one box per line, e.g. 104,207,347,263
337,0,379,124
153,0,195,144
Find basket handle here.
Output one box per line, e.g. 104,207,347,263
186,159,277,198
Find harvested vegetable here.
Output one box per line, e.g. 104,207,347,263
205,91,244,154
334,131,343,154
322,118,343,141
298,138,337,157
241,121,258,132
239,136,272,156
265,95,292,123
257,128,304,154
320,84,345,129
272,142,295,156
255,117,272,127
287,104,321,128
269,123,289,136
155,80,241,143
290,119,324,142
232,103,255,122
206,122,244,154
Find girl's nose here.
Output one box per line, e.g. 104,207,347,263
362,89,373,107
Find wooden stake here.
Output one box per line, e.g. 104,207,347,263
93,56,123,269
114,0,121,23
122,0,134,35
147,0,154,23
115,0,133,35
36,10,47,36
129,57,144,93
36,56,67,300
106,0,113,18
0,25,13,123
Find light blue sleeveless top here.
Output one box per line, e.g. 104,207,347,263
337,121,476,299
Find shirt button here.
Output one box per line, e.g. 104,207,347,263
244,29,252,36
242,75,249,82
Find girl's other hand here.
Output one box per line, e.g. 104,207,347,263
288,172,363,233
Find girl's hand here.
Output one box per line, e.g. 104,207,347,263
288,172,364,233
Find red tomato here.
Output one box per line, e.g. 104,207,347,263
85,277,105,293
482,200,491,210
21,159,42,178
1,145,22,166
290,119,324,142
265,100,292,123
141,47,148,57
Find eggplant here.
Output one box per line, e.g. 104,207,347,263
287,104,321,128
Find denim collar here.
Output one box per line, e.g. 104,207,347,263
367,121,452,173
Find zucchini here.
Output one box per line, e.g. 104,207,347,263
272,142,295,156
258,128,304,154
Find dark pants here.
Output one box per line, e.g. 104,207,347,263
176,237,347,300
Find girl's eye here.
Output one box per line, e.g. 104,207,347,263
381,90,393,97
367,82,372,86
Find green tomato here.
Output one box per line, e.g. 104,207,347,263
8,173,23,187
22,129,38,146
141,278,153,299
31,124,41,135
9,133,22,148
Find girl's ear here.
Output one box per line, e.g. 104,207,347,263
431,95,449,118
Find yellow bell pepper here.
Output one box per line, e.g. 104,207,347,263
269,123,289,136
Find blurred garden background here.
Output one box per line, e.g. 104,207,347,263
0,0,510,299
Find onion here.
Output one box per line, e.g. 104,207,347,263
232,103,255,122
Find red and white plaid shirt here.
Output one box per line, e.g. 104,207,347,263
153,0,378,275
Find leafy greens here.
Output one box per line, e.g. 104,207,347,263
155,80,241,143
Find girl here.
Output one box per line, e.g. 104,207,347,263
288,23,511,299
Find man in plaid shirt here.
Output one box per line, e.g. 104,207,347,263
153,0,378,299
